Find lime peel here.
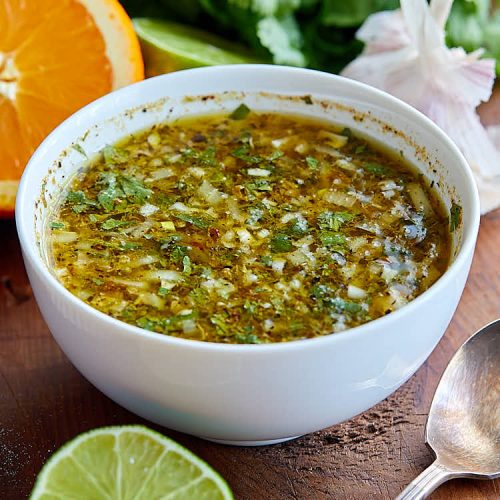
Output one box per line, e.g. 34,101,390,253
30,425,233,500
133,18,263,76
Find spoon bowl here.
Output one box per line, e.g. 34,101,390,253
398,319,500,499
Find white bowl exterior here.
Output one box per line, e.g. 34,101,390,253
16,66,479,442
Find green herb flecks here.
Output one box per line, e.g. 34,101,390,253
317,211,356,231
450,202,462,232
50,221,65,230
183,146,218,167
306,156,319,169
182,255,192,275
235,332,261,344
119,176,152,204
229,103,251,120
103,145,128,165
318,231,346,248
231,145,263,164
101,218,130,230
172,213,213,229
97,173,124,212
285,218,308,237
137,311,198,334
210,313,230,336
363,163,394,177
71,144,87,157
270,233,293,253
66,191,98,213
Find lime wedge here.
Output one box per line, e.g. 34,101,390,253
133,18,263,76
30,425,233,499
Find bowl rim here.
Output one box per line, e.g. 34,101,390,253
16,64,481,353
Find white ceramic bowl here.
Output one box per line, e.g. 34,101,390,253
16,65,480,445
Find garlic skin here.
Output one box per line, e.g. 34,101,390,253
342,0,500,214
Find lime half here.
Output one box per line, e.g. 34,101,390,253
30,425,233,499
133,18,263,76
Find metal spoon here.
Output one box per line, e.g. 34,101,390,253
397,319,500,500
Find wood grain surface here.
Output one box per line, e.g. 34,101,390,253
1,96,499,499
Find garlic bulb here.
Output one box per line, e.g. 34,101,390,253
342,0,500,214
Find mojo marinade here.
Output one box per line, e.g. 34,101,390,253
49,108,451,343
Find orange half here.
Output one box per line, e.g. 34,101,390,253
0,0,144,216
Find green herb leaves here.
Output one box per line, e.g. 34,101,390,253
229,103,251,120
103,145,128,165
318,231,346,247
67,172,152,215
183,145,218,167
66,191,97,213
310,284,363,316
101,218,130,230
305,156,319,169
270,233,293,253
317,211,355,231
450,202,462,232
363,162,394,176
172,213,213,229
120,176,153,204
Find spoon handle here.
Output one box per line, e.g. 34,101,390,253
396,461,452,500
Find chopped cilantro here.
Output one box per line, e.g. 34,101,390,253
268,150,284,161
119,176,152,204
137,317,157,331
182,255,192,275
66,191,97,213
158,287,170,297
245,180,272,192
97,173,124,212
270,233,293,253
50,221,65,230
310,285,362,315
317,211,355,231
243,300,259,315
173,213,213,229
450,202,462,232
326,297,363,314
211,313,230,336
318,231,346,247
306,156,319,169
92,278,104,286
71,144,87,157
229,103,251,120
103,145,128,164
100,218,130,230
261,255,273,266
231,145,262,164
285,218,308,237
183,145,218,167
310,283,332,299
170,245,191,263
364,163,394,176
235,332,261,344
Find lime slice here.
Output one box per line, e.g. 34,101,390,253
133,18,263,76
30,425,233,499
